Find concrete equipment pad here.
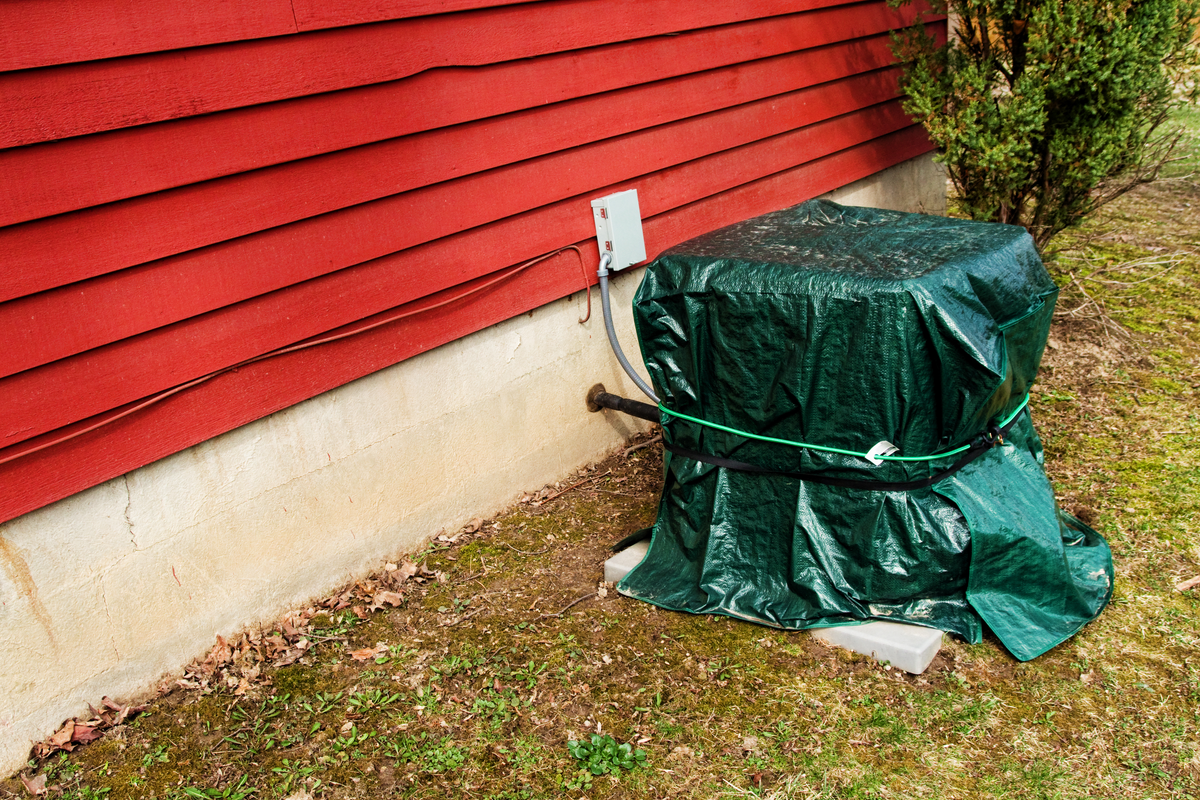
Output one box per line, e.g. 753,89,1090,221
809,620,942,674
604,542,943,674
604,539,649,584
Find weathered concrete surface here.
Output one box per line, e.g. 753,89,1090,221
821,151,946,216
0,155,943,775
811,621,944,674
604,539,651,584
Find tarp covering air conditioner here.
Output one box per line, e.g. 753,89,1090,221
619,200,1112,661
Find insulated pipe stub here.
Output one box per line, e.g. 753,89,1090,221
586,384,660,422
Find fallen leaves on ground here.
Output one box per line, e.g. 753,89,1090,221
31,697,146,759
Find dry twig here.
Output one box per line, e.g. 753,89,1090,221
1176,575,1200,592
443,607,487,627
1053,252,1187,342
536,592,596,620
623,434,662,458
503,542,550,555
540,470,611,503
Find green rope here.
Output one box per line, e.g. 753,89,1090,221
657,394,1030,463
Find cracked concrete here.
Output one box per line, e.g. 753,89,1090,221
98,573,122,662
122,475,136,550
0,156,942,776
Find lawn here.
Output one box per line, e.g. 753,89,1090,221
4,118,1199,800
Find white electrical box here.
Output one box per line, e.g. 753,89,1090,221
590,189,646,271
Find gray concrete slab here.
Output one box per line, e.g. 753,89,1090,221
604,539,649,584
604,542,943,674
810,621,943,674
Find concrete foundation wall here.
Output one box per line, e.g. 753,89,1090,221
0,153,943,775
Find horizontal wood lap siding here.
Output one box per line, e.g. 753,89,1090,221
0,27,926,299
0,1,298,72
0,3,928,227
0,1,943,523
1,69,910,375
1,101,919,441
0,1,543,71
0,129,933,522
0,0,863,148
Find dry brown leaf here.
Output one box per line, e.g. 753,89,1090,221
71,724,101,744
211,636,233,666
46,722,74,749
273,649,305,668
349,644,387,661
369,590,404,611
19,772,47,796
29,699,146,760
280,612,310,637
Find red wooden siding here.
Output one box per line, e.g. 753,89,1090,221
0,1,943,524
0,0,873,148
0,1,549,72
0,3,915,225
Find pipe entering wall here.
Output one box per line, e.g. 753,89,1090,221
586,384,658,422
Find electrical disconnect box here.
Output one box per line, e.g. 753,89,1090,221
590,189,647,271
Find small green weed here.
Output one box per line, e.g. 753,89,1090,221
140,744,169,768
171,774,255,799
332,724,377,759
421,737,467,773
471,688,525,727
566,734,647,776
507,660,547,689
437,597,471,614
301,691,343,715
65,788,110,800
309,611,359,637
348,688,402,712
269,759,321,795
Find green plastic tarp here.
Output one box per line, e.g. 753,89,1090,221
619,200,1112,661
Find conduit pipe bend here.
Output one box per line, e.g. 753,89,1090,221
597,252,660,404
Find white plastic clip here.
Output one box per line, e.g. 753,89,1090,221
865,441,899,466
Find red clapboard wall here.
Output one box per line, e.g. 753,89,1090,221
0,0,943,524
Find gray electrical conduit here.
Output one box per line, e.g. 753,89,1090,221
598,252,660,404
